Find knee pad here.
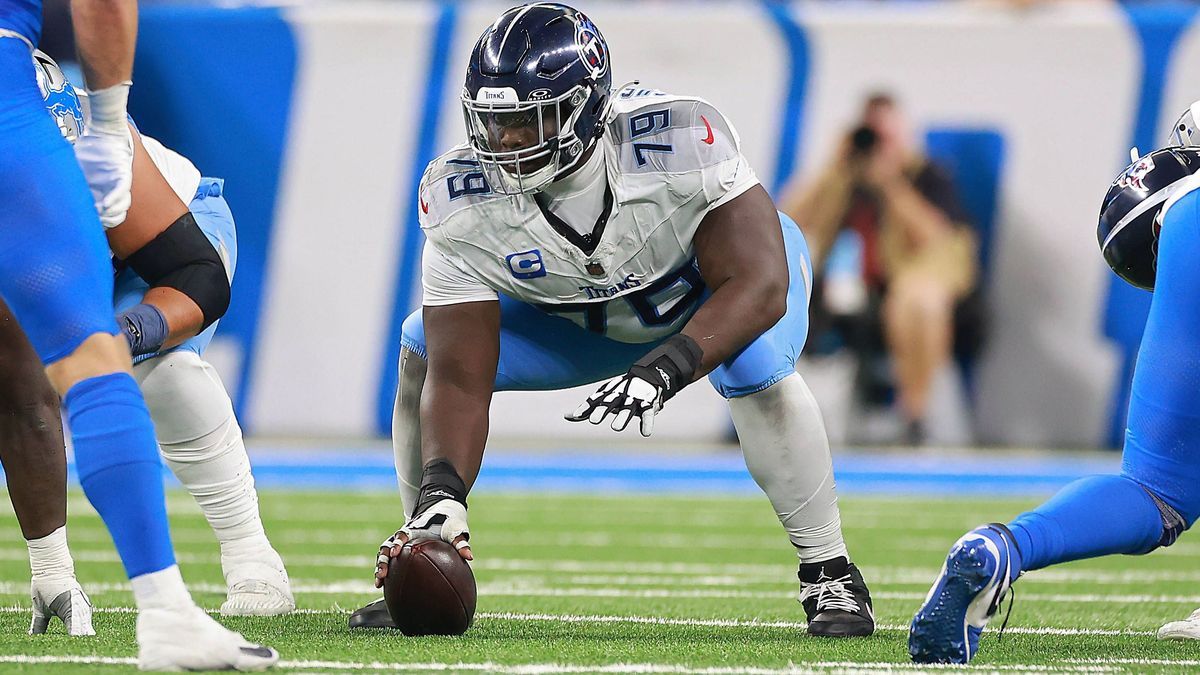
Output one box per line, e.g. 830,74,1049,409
134,350,234,445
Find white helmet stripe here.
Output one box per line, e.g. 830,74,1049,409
1102,174,1194,251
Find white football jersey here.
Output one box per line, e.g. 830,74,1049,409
140,132,202,206
419,87,759,344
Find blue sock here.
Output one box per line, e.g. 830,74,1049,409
1007,474,1163,572
66,373,176,578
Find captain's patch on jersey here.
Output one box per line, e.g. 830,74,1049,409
506,249,547,279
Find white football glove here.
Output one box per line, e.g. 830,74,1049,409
375,499,471,587
74,82,134,228
566,373,664,437
401,498,470,547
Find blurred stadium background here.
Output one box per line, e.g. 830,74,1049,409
11,1,1200,671
25,0,1200,497
35,0,1200,480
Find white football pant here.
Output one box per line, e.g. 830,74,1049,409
134,351,273,558
392,348,848,564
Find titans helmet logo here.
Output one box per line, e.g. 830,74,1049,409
575,17,608,80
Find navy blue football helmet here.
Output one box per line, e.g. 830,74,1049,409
462,3,612,194
1098,147,1200,290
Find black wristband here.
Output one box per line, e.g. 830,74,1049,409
628,333,704,402
412,458,468,519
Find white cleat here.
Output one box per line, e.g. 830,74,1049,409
1159,608,1200,640
219,549,295,617
30,576,95,636
137,603,278,671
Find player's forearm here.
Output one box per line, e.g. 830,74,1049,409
71,0,137,90
682,274,788,377
420,384,491,492
139,287,205,350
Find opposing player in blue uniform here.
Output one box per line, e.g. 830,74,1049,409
908,103,1200,664
0,1,275,669
2,50,294,635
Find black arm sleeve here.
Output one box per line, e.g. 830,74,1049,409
121,212,231,329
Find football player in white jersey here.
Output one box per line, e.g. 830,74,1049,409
351,3,875,637
0,51,294,637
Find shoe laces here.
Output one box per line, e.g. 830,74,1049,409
799,573,862,613
996,586,1016,642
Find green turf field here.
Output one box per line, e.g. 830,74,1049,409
1,490,1199,673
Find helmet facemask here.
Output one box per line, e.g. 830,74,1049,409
1168,100,1200,148
463,84,592,195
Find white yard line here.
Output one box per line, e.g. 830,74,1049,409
0,605,1159,638
1068,659,1200,666
0,576,1194,607
0,655,1140,673
57,523,1200,556
0,545,1197,589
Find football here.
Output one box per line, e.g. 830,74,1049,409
382,538,477,636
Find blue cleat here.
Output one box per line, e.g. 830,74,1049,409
908,523,1021,664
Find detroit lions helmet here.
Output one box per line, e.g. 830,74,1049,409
1098,146,1200,290
32,50,85,143
1167,100,1200,148
462,3,613,195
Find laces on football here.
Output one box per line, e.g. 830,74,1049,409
799,573,862,614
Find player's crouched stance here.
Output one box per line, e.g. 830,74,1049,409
350,3,874,638
909,108,1200,663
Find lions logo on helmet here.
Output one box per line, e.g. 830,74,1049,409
1116,155,1155,193
32,50,85,143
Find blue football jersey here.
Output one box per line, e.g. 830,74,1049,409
0,0,41,43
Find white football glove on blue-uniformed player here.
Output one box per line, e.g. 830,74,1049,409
73,82,134,228
374,458,472,588
566,334,704,437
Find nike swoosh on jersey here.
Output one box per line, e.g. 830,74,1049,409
700,115,715,145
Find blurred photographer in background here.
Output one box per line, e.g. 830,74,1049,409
781,93,980,445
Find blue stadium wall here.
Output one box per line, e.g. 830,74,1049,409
129,1,1200,447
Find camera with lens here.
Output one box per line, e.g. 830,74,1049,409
850,125,878,157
